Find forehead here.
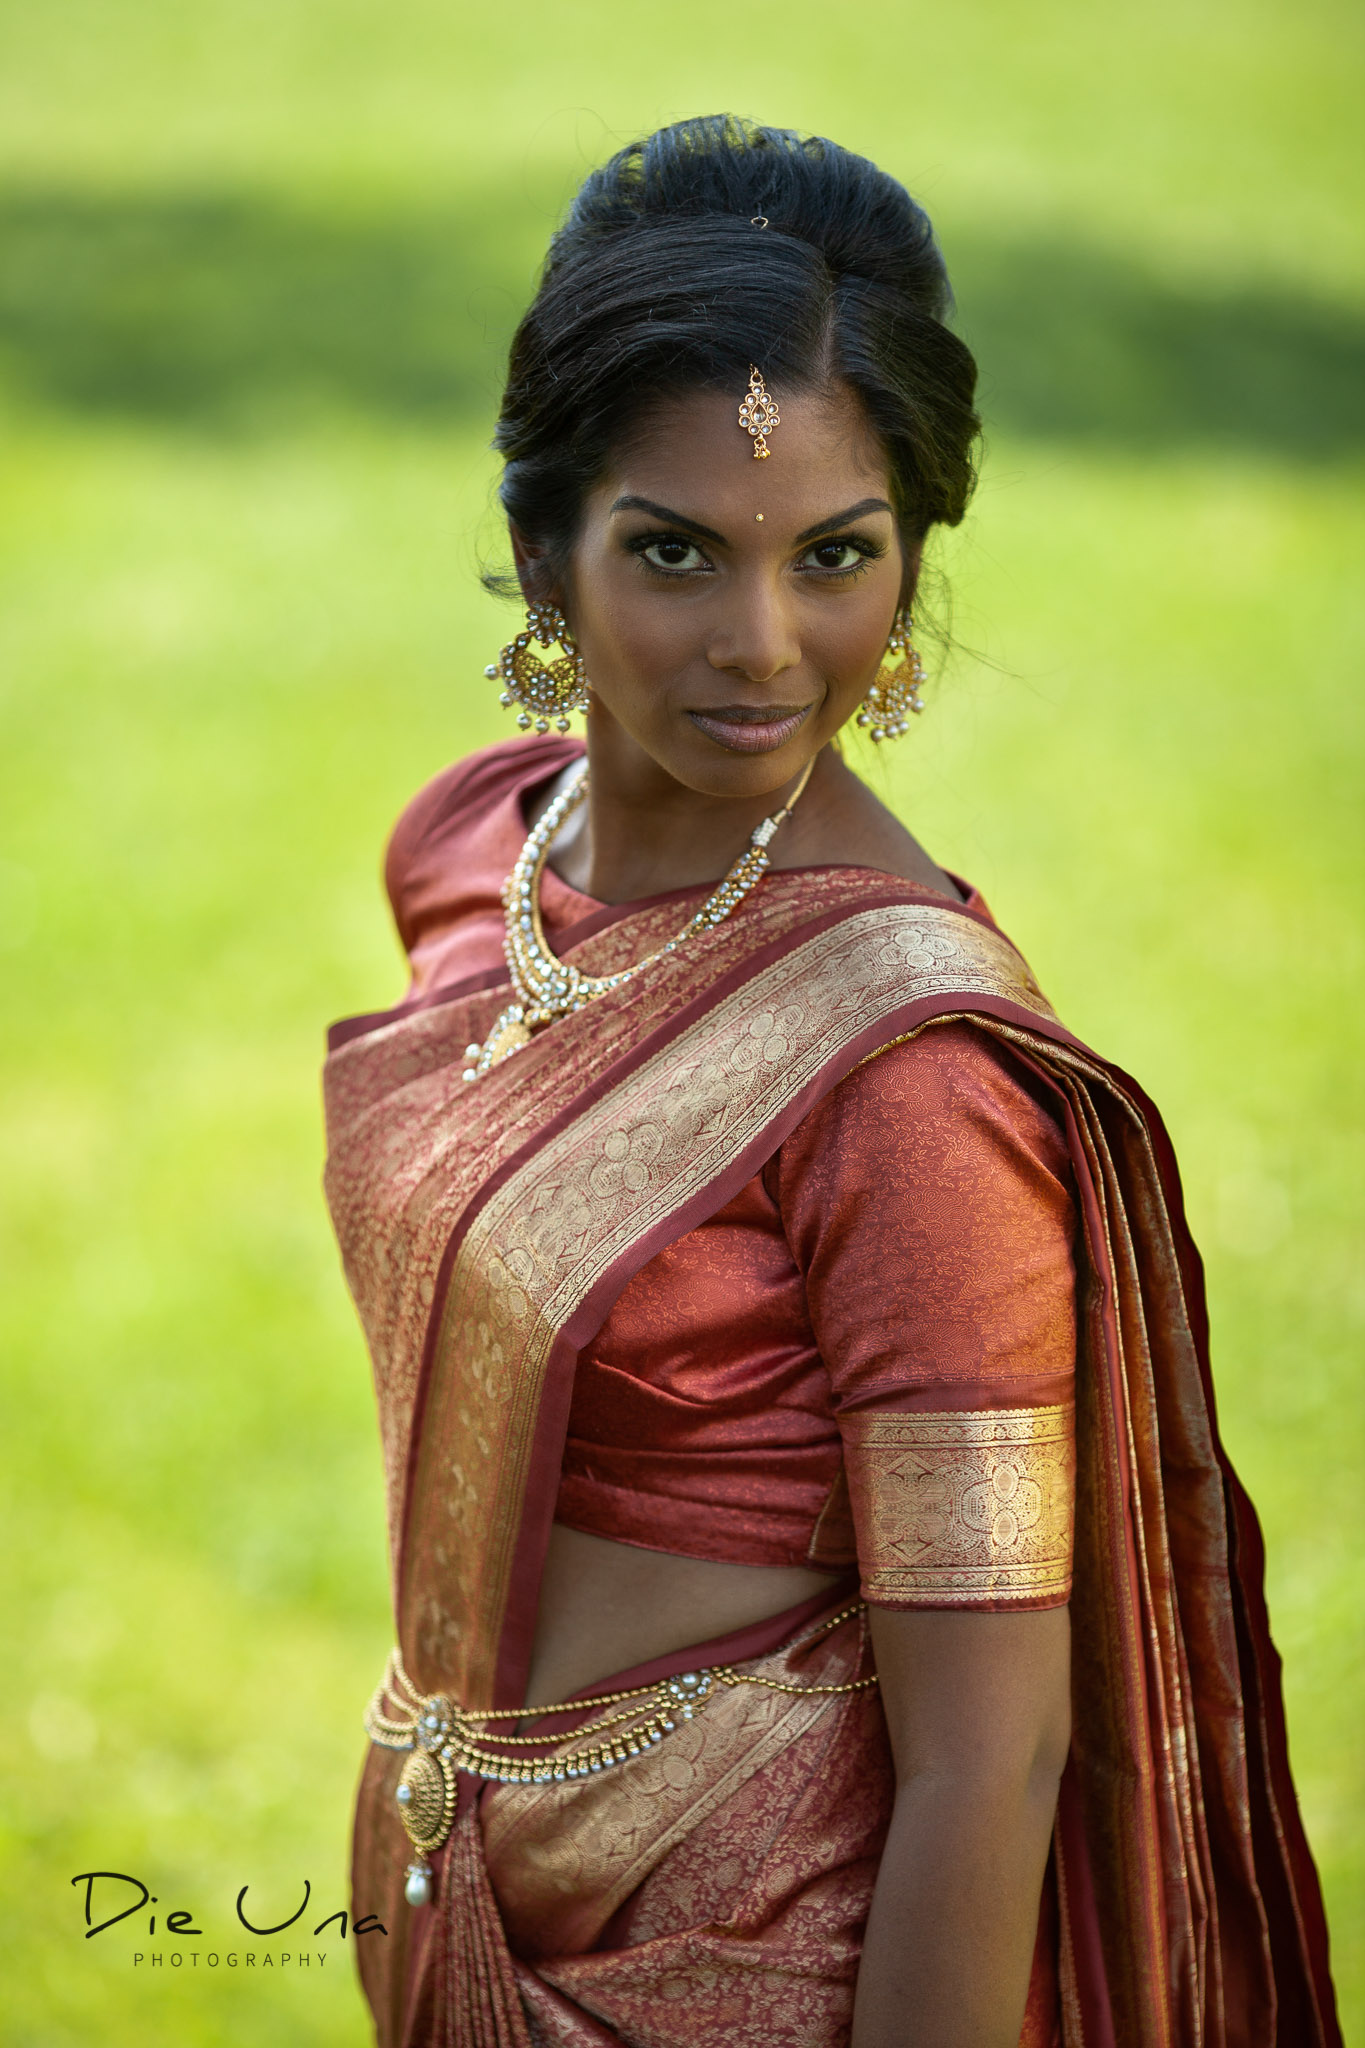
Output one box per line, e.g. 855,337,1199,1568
591,382,892,526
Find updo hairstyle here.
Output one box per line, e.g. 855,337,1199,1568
493,115,981,595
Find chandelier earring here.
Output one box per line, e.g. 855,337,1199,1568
855,608,926,742
486,602,591,735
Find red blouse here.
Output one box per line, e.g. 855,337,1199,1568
387,740,1077,1601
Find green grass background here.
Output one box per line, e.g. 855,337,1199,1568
1,0,1361,2038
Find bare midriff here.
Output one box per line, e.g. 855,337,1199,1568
523,1522,842,1707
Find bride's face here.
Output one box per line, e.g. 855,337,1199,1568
543,382,911,800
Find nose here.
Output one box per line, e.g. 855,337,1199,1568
705,582,802,686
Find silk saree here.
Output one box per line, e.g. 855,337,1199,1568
324,828,1338,2047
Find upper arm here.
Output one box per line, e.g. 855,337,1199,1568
776,1021,1079,1617
868,1604,1072,1790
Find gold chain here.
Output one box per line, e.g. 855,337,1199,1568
462,755,816,1082
713,1664,878,1697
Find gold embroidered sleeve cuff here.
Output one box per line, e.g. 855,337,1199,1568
841,1404,1075,1608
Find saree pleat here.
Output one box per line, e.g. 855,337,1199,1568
445,1811,534,2048
326,876,1339,2047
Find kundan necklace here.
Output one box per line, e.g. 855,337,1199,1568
462,755,816,1082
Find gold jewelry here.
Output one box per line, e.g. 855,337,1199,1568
738,365,780,459
485,602,591,735
365,1603,875,1905
855,609,925,741
462,754,816,1082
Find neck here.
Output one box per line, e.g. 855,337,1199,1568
538,716,964,908
548,721,823,906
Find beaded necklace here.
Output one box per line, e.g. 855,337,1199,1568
462,755,815,1082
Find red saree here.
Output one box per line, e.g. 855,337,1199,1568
324,759,1338,2048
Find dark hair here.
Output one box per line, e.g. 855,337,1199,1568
492,115,980,596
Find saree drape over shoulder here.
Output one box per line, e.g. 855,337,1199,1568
325,741,1338,2048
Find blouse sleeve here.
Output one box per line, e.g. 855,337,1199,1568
772,1019,1078,1612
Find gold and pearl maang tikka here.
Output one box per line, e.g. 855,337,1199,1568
486,601,591,734
856,608,926,742
738,365,780,459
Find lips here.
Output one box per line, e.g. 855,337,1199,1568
686,705,812,754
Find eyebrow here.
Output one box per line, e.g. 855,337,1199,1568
608,496,727,544
794,498,893,543
608,494,894,548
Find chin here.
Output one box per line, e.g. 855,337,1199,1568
669,745,812,804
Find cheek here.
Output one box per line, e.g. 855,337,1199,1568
580,572,689,687
808,601,894,693
602,590,675,659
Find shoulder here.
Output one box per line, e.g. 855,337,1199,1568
778,1018,1072,1194
854,1020,1068,1164
772,1020,1078,1381
384,736,580,946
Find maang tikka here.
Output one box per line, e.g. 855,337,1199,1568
486,602,591,734
738,366,780,459
856,609,926,741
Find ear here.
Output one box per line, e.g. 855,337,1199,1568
510,524,556,607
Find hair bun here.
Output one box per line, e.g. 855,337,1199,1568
553,115,952,321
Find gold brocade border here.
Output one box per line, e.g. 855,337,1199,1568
402,904,1056,1698
843,1405,1076,1604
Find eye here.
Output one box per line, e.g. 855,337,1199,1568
799,538,875,574
638,536,710,573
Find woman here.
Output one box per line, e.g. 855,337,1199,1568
325,118,1338,2046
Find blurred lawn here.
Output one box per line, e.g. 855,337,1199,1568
0,1,1361,2041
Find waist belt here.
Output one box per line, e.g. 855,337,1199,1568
364,1600,875,1907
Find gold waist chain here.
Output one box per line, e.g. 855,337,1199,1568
364,1600,876,1907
